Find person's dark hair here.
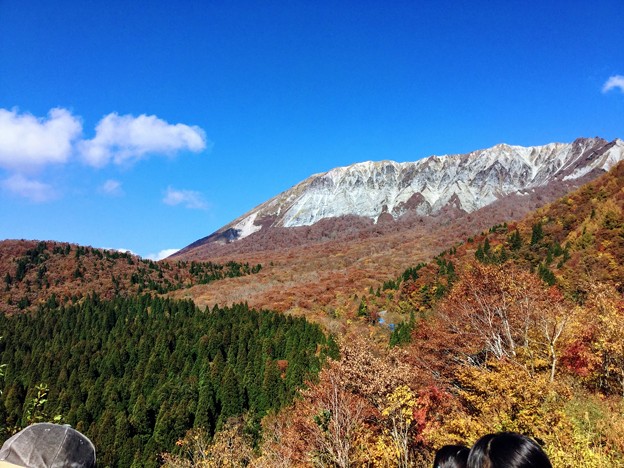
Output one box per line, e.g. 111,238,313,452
433,444,469,468
467,432,552,468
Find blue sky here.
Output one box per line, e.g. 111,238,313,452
1,1,623,259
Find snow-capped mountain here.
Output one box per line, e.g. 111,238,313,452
180,137,624,252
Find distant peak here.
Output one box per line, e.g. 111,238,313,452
572,136,606,145
183,136,624,253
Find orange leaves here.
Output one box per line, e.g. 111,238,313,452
412,384,458,447
333,334,413,404
260,360,376,468
563,284,624,395
436,262,574,380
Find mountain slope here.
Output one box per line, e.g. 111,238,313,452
212,160,624,468
296,160,624,467
177,137,623,258
0,240,261,314
365,158,624,327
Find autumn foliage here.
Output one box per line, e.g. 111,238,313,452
3,159,624,466
243,162,624,466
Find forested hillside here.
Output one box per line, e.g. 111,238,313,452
360,158,624,326
0,294,335,466
0,240,261,314
234,161,624,466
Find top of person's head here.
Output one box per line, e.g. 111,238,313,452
434,444,470,468
0,423,96,468
467,432,552,468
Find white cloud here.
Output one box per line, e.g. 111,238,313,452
1,174,57,202
0,108,82,173
163,186,208,209
99,179,123,196
146,248,180,261
602,75,624,93
0,108,208,201
79,113,208,167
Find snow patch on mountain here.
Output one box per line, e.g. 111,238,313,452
221,137,624,240
563,139,624,181
232,212,263,238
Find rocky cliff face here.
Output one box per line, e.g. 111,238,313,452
178,137,624,255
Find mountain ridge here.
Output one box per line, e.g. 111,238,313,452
176,137,623,258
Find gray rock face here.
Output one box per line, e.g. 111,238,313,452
204,137,624,244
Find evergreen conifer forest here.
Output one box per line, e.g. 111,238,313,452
0,294,334,466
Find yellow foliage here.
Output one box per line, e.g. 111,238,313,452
547,394,624,467
379,386,417,467
426,360,572,451
381,385,416,422
162,419,253,468
368,433,399,468
424,356,624,466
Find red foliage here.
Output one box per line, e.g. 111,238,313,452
561,340,595,377
413,385,454,445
